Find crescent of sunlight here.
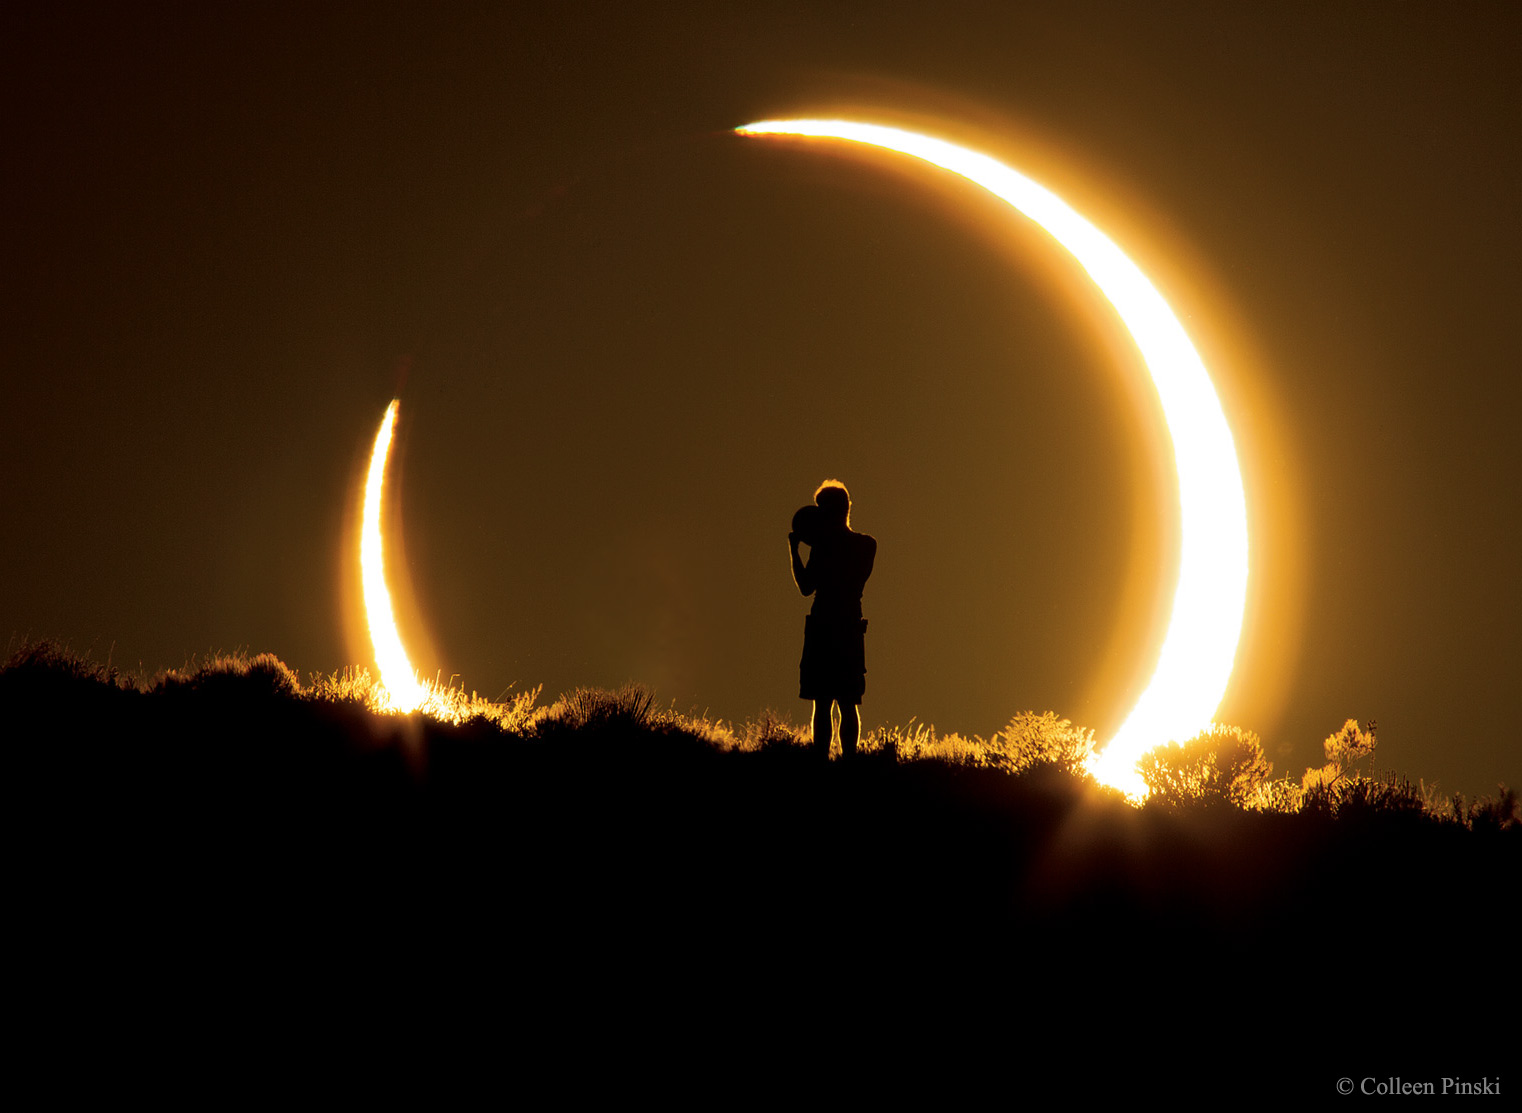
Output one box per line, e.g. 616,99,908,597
737,119,1250,795
362,399,426,713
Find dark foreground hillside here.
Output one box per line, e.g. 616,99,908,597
7,648,1516,1100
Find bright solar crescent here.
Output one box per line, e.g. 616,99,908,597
361,399,426,713
736,120,1250,793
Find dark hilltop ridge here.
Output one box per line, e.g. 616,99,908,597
7,642,1516,1098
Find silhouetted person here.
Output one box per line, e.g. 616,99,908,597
789,480,876,760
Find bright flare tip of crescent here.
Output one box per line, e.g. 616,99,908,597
361,399,426,713
738,119,1250,796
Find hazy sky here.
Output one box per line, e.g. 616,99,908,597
5,1,1518,798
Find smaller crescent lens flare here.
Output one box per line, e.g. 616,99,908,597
737,120,1250,796
361,399,426,713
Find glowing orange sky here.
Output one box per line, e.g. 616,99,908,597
4,5,1517,798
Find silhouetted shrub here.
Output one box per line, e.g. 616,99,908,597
1449,786,1520,833
1296,718,1406,817
545,684,658,733
1326,774,1430,821
150,651,303,700
1301,718,1377,794
989,711,1097,774
1,640,126,693
1474,786,1519,832
1137,723,1272,808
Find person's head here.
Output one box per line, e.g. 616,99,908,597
814,479,850,528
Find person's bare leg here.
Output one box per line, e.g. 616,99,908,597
839,701,860,758
812,700,833,760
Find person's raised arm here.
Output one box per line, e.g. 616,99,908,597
789,533,815,596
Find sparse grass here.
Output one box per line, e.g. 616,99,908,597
305,663,379,706
1,638,132,692
1,639,1514,831
733,710,804,752
858,719,988,765
304,664,543,730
